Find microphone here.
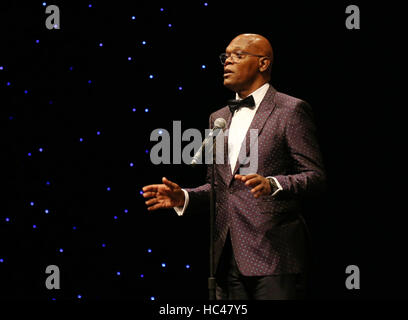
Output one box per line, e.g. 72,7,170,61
190,118,226,166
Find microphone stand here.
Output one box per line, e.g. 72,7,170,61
208,143,216,300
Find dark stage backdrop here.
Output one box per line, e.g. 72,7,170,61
0,1,404,302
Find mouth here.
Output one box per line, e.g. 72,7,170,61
223,70,233,77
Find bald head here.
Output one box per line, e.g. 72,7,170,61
223,33,274,97
231,33,273,64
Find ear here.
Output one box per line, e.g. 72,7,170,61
258,57,271,73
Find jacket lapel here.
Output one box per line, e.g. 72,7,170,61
229,85,278,183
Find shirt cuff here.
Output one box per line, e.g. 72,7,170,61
173,189,189,216
267,176,283,197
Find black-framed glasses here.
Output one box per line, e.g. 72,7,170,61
219,51,269,65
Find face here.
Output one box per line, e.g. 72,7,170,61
223,37,262,93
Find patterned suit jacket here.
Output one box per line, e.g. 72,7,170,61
185,85,326,276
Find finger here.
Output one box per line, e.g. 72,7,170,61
162,177,178,190
251,184,264,194
142,185,159,192
245,177,261,187
147,203,164,211
234,174,244,180
241,174,258,182
145,198,159,206
142,191,157,198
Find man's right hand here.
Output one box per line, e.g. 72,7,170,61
142,177,185,211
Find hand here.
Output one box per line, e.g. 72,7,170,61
234,174,271,199
142,177,185,211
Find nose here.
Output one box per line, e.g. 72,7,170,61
224,56,234,65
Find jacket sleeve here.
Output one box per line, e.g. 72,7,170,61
273,101,326,199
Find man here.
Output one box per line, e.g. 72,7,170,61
142,33,326,299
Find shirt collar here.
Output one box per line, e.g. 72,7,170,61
235,82,270,108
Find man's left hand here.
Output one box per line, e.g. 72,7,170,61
234,174,271,199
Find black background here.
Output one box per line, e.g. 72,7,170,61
0,0,405,302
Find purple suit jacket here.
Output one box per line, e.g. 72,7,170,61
185,85,326,276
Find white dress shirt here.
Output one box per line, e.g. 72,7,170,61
174,83,282,216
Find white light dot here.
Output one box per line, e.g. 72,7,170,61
59,248,63,253
30,202,34,206
144,108,149,112
116,271,120,276
128,57,132,61
42,2,46,6
77,294,82,299
149,74,154,79
204,2,208,6
130,162,134,167
158,129,163,134
0,66,3,70
39,147,43,152
147,248,152,253
168,23,172,27
201,64,206,69
131,16,136,20
150,296,155,301
45,209,49,214
142,41,146,45
132,108,136,112
161,263,166,267
186,264,190,269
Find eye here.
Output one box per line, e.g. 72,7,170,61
235,53,244,59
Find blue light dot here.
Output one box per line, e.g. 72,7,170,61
69,66,73,71
147,248,152,253
33,225,37,229
72,226,77,230
30,202,34,206
102,243,106,248
0,66,3,70
9,116,13,120
131,16,136,20
128,57,132,61
49,100,53,104
201,64,206,69
39,148,43,152
149,74,154,79
160,8,164,11
124,209,128,213
36,40,40,44
140,274,144,278
161,263,166,268
77,295,82,299
88,80,92,84
0,259,4,263
79,138,84,142
186,264,190,269
51,298,56,301
96,131,101,135
142,41,146,45
168,23,172,27
54,24,58,29
6,82,11,86
145,149,149,154
204,2,208,6
5,218,10,222
140,190,143,195
144,108,149,112
116,271,120,276
114,215,118,220
88,4,92,8
132,108,136,112
130,162,134,167
178,86,183,91
24,90,28,94
150,296,155,301
99,43,103,47
59,248,63,253
46,181,50,185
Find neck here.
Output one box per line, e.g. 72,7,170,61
236,80,268,99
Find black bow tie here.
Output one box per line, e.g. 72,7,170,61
227,95,256,113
